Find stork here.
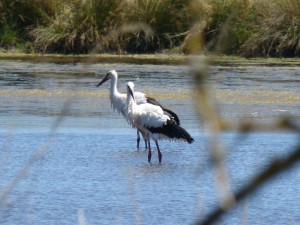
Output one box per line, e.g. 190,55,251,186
125,81,194,163
97,70,180,149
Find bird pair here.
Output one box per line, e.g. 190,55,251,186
97,70,194,163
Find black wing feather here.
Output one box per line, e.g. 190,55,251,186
146,97,180,125
147,119,194,144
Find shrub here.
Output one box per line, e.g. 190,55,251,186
0,0,52,49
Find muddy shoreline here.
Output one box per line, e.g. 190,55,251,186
1,53,300,66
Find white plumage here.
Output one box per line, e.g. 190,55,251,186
97,70,147,116
125,82,194,163
97,70,180,149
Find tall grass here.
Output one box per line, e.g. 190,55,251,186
1,0,300,56
0,0,52,51
240,0,300,57
30,0,189,53
30,0,124,53
121,0,190,53
184,0,258,54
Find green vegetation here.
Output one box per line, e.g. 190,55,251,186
1,0,300,57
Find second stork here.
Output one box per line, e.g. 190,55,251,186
125,81,194,163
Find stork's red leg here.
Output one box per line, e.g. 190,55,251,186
137,130,140,149
141,132,148,150
148,140,152,163
155,141,162,163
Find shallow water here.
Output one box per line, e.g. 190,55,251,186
0,59,300,225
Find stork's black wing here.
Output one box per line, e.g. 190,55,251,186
147,119,194,144
146,97,180,125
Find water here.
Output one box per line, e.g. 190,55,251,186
0,59,299,225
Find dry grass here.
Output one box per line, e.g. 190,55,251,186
29,0,189,53
2,0,300,56
240,0,300,57
30,0,124,53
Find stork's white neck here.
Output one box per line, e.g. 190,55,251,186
126,89,137,114
110,75,120,98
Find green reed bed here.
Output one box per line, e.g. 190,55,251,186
1,0,300,57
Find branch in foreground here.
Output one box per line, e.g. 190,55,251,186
195,142,300,225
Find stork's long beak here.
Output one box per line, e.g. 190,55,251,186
96,74,109,87
128,87,134,100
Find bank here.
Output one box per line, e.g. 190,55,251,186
1,52,300,67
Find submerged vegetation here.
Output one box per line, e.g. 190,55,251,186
1,0,300,57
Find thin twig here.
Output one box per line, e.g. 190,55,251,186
196,142,300,225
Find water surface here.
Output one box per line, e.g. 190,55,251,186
0,59,299,225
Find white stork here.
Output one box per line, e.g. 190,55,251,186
125,81,194,163
97,70,180,149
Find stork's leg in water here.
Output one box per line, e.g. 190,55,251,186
148,140,152,163
155,141,162,163
137,130,140,149
141,132,148,150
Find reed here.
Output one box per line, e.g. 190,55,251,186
1,0,300,56
29,0,189,53
239,0,300,57
30,0,124,53
183,0,255,54
0,0,53,51
121,0,190,53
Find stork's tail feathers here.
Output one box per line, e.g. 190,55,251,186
172,121,194,144
148,119,194,144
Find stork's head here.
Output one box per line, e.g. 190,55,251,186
96,70,117,87
127,81,135,100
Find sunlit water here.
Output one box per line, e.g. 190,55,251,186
0,59,299,225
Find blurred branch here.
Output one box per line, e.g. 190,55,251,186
220,116,300,133
192,56,300,225
192,56,235,210
0,100,71,204
196,141,300,225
